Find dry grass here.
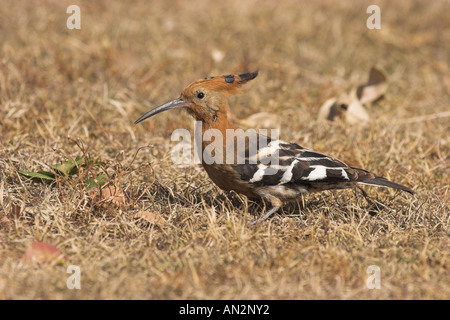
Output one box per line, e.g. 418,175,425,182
0,0,449,300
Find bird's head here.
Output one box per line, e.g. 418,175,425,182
134,71,258,126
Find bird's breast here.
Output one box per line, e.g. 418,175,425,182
202,162,258,199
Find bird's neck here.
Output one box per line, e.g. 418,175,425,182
199,108,240,166
201,112,239,134
200,101,238,135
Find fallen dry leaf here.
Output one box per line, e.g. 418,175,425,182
318,91,370,124
22,242,65,264
318,66,387,124
134,211,167,226
90,184,126,208
357,66,388,105
318,98,344,121
345,97,370,124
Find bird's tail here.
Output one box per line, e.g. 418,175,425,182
354,168,414,194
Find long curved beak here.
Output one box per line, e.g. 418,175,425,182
134,97,191,124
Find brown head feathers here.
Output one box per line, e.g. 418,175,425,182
186,71,258,96
134,71,258,125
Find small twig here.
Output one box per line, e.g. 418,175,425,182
397,110,450,124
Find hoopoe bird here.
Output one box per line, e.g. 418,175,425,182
135,71,413,223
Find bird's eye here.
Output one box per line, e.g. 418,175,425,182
197,92,205,99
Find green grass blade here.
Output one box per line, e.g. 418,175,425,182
18,170,56,181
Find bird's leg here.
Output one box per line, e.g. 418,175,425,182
357,186,383,215
248,206,281,225
357,186,373,205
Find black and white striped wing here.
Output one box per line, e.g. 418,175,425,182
233,139,364,190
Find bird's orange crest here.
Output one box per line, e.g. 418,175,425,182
187,71,258,96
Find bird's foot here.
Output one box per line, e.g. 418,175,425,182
248,206,281,225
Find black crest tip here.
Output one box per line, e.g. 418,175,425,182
238,71,258,83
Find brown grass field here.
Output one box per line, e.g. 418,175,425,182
0,0,449,300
